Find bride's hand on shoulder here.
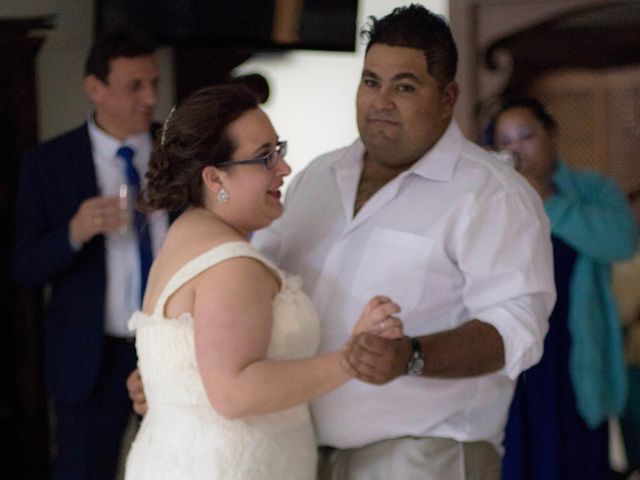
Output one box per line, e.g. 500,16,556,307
352,295,403,339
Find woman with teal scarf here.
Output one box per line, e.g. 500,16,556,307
493,98,637,480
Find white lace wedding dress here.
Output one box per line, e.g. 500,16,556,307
124,241,321,480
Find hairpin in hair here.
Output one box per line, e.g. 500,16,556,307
161,106,176,147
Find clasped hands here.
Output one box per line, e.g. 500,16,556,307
342,295,412,385
127,295,411,416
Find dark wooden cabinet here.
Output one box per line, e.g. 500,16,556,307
0,16,53,480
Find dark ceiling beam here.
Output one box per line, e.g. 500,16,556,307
487,26,640,71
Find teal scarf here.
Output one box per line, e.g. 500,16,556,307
545,161,637,428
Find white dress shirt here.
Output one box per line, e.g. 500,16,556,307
252,121,556,452
88,116,168,337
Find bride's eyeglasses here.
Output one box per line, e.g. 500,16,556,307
217,140,287,169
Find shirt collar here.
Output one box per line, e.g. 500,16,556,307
334,120,464,183
87,112,151,158
334,139,365,171
409,120,463,182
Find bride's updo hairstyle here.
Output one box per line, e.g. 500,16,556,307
142,84,259,212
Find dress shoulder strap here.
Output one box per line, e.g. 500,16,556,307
152,240,283,317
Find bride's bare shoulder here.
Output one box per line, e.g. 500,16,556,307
163,209,243,255
143,209,244,309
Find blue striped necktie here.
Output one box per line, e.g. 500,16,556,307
116,145,153,306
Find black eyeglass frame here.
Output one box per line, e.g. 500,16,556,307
217,140,287,169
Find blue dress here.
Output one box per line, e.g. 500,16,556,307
502,235,609,480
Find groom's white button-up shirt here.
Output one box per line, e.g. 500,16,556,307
252,120,555,452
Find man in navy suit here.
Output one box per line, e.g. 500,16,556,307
13,31,168,480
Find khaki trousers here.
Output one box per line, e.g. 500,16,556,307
318,436,502,480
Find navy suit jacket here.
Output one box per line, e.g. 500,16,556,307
13,123,160,403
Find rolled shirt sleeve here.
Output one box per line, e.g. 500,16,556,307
456,189,556,380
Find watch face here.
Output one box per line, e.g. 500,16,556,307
409,358,424,375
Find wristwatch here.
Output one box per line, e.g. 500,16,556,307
406,336,424,376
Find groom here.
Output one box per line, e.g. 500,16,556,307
129,5,554,479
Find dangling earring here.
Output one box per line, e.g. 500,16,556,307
217,188,230,203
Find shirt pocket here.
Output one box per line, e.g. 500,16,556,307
353,227,434,312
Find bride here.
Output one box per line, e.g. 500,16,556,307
123,84,402,479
